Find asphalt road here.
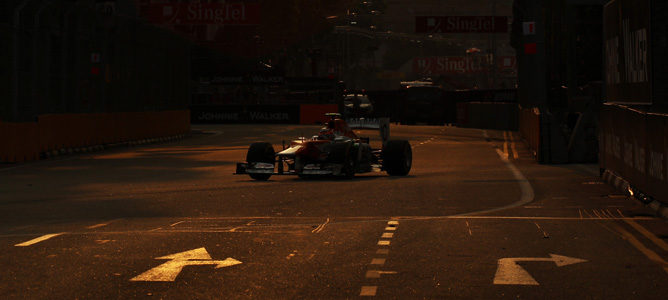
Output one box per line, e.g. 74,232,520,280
1,124,666,299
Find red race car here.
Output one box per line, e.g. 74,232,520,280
235,113,412,180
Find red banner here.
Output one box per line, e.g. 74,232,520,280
416,16,508,33
142,3,260,25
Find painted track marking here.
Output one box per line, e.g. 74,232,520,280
612,223,668,274
623,219,668,252
311,218,330,233
15,233,64,247
361,220,399,297
360,286,377,296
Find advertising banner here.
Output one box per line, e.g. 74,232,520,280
413,56,516,76
191,105,300,124
646,113,667,201
603,0,651,104
142,2,260,25
416,16,508,33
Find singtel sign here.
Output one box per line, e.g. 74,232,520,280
143,3,260,25
416,16,508,33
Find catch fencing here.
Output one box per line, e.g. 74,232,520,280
1,1,191,163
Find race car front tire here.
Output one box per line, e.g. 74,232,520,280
246,142,275,181
383,140,412,176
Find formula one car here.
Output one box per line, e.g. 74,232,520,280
235,113,411,180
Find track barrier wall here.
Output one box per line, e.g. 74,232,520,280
299,104,340,125
0,110,190,163
190,104,339,125
600,104,668,204
519,107,541,160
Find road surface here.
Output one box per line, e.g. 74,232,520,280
1,125,666,299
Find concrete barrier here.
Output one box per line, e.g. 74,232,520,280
1,110,190,164
519,107,541,159
600,104,668,205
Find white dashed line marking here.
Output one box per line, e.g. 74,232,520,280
360,220,400,296
376,249,390,255
366,270,398,278
87,222,112,229
360,286,377,296
15,233,65,247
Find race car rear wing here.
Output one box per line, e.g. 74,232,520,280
346,117,390,143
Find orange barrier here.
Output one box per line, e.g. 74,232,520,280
299,104,339,125
1,110,190,163
519,107,541,159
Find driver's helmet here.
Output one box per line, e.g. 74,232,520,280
318,128,335,140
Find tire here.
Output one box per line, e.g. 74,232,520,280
246,142,275,181
382,140,412,176
340,151,356,179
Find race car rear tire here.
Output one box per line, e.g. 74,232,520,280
246,142,275,181
383,140,412,176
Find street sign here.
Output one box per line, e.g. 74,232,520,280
523,22,536,35
493,254,587,285
130,248,242,282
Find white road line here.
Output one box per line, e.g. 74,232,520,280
87,220,118,229
370,258,386,265
387,221,399,225
533,222,549,238
465,221,473,236
376,249,390,255
312,218,330,233
377,240,391,246
366,270,398,278
616,209,626,218
360,286,377,296
14,233,65,247
613,224,668,274
170,221,185,227
624,219,668,252
385,226,396,231
457,148,534,216
381,232,394,238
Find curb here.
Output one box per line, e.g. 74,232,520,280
601,169,668,220
40,133,190,161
